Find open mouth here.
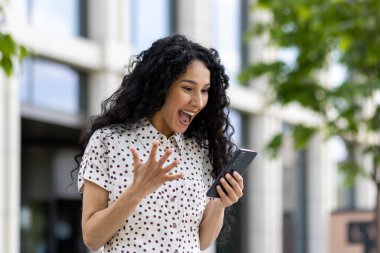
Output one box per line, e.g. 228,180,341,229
178,110,195,125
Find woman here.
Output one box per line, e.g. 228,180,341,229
77,34,244,252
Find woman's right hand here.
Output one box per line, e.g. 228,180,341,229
129,140,184,198
81,140,183,250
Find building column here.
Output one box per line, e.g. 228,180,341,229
355,151,376,210
0,74,4,253
88,73,121,116
87,0,127,116
0,74,21,253
0,2,23,252
176,0,212,47
306,133,334,253
247,114,283,253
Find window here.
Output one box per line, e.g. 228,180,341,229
129,0,173,53
21,58,87,115
25,0,87,37
212,0,243,85
20,118,85,253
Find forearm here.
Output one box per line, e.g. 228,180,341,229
199,200,225,250
82,186,143,250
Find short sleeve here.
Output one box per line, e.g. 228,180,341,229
77,129,112,193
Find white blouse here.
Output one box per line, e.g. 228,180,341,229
78,118,214,253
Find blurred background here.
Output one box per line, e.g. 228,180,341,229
0,0,377,253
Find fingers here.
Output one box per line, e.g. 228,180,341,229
219,178,239,202
147,141,173,169
226,173,244,198
216,185,228,199
135,140,182,182
157,148,173,168
129,146,141,168
218,172,244,204
166,171,185,181
148,140,159,162
162,159,180,173
163,159,183,182
226,172,244,195
233,171,244,190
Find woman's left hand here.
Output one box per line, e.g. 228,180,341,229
214,171,244,208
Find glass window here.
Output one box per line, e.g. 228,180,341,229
212,0,242,85
25,0,87,37
21,119,86,252
21,58,86,115
128,0,172,53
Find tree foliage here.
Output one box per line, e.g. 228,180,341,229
242,0,380,185
0,5,28,77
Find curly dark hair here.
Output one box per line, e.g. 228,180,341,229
76,34,236,243
78,34,235,178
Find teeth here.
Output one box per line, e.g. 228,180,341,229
182,110,195,116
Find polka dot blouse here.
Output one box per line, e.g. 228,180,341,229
78,118,214,253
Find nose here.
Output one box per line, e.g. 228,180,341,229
191,92,204,109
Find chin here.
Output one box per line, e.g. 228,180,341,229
174,125,188,134
175,128,187,134
170,121,185,133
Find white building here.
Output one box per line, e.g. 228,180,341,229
0,0,376,253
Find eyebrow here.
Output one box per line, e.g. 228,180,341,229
180,79,211,87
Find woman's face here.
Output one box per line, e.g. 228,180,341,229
150,60,210,137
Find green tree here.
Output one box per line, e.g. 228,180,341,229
241,0,380,251
0,5,27,77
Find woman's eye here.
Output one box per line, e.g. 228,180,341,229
201,89,209,93
183,87,192,92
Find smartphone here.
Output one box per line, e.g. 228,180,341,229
206,148,257,198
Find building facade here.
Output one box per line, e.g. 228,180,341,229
0,0,376,253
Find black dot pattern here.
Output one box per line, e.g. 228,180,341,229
78,118,213,252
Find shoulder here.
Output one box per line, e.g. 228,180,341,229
184,136,208,150
87,124,133,146
182,136,210,160
183,137,214,184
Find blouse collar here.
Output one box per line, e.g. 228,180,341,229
133,118,185,154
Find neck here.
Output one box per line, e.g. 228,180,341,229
147,117,174,138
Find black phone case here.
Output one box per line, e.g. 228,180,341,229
206,148,257,198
